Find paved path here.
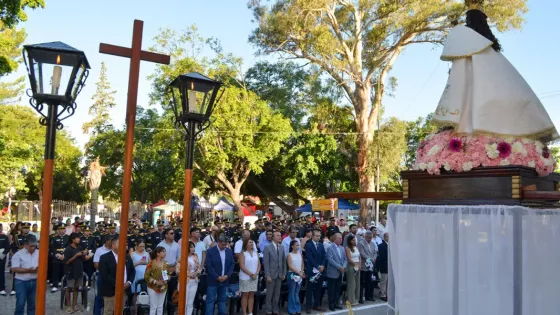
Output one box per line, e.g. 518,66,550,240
3,272,385,314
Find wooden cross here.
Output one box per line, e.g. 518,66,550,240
99,19,170,314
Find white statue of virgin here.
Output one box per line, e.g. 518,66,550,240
433,8,558,142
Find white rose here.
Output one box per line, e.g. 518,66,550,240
500,159,510,166
418,163,427,170
512,142,527,156
427,162,436,170
443,163,451,171
535,141,544,154
462,162,473,171
528,161,536,168
541,155,554,166
505,137,515,144
485,143,499,159
428,145,441,157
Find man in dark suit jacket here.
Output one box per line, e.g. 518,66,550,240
205,233,234,315
304,229,327,313
376,232,389,301
98,237,135,315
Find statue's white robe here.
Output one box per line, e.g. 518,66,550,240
433,25,558,141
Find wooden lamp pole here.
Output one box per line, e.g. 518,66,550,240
167,72,224,315
99,20,170,313
22,41,91,313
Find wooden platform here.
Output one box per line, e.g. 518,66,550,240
401,166,560,207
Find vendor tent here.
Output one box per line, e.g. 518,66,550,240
213,197,235,211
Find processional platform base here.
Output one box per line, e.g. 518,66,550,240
401,166,560,208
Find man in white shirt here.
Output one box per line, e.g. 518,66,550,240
258,222,273,250
157,228,180,314
281,227,301,255
203,226,219,248
93,235,114,315
178,227,207,266
234,229,251,258
157,228,180,268
377,217,387,238
371,226,383,245
11,235,39,315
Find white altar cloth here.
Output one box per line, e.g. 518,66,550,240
387,204,560,315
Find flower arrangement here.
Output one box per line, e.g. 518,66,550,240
414,130,556,176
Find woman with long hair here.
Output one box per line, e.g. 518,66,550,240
345,234,361,306
144,246,169,315
185,241,201,315
238,238,260,315
287,240,305,315
131,240,150,315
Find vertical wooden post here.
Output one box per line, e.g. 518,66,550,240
113,19,143,314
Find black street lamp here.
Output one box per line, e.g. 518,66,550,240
22,41,90,313
167,72,224,315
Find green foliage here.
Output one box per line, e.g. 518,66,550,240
148,27,292,214
0,75,24,105
84,107,185,203
369,117,408,184
0,0,45,28
249,0,527,220
246,61,324,128
82,62,117,135
0,105,85,202
404,114,437,168
0,0,45,76
0,21,26,76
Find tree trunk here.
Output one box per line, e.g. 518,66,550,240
90,188,98,230
354,85,376,225
230,188,244,218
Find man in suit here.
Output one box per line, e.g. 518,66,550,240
263,231,287,315
326,232,347,311
377,232,389,301
205,233,234,315
98,237,135,315
304,229,327,314
358,230,377,302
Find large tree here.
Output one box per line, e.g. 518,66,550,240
82,62,117,135
84,107,185,203
148,27,292,216
0,105,85,202
249,0,527,221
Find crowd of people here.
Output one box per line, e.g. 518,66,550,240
0,213,390,315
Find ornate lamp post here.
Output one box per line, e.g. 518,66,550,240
167,72,224,315
22,41,90,312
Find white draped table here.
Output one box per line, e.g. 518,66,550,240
387,204,560,315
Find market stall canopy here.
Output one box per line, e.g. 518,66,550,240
213,197,235,211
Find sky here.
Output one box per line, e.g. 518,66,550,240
8,0,560,149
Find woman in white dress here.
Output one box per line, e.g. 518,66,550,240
186,241,201,315
238,239,260,315
433,6,558,141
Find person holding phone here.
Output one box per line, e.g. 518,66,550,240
11,235,39,315
64,233,89,313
